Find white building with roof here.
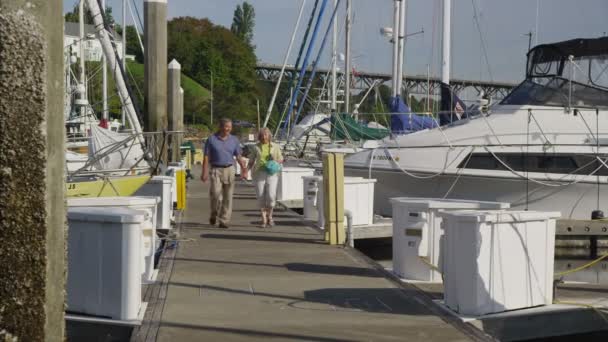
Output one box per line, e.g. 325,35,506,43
64,21,124,62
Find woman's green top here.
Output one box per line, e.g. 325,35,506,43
250,142,283,172
258,144,271,170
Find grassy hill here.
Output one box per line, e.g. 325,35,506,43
83,60,211,128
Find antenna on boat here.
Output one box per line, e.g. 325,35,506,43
524,31,533,52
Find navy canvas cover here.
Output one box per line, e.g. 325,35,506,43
389,96,437,134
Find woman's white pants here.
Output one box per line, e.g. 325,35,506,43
253,170,279,209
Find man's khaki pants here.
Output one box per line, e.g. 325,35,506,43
209,166,235,225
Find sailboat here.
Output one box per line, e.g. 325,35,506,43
344,19,608,220
266,0,415,159
65,0,151,197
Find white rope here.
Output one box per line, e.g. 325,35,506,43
382,146,468,180
442,146,476,198
368,148,377,179
480,111,502,145
484,147,606,187
365,142,606,187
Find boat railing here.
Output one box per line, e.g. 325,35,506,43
67,130,185,179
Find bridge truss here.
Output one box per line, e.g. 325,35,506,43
256,63,518,101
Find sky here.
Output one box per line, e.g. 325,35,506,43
64,0,608,83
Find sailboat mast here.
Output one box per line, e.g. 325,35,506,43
331,0,338,112
262,0,307,128
85,0,145,146
396,0,406,98
122,0,127,126
391,0,400,97
79,0,87,119
441,0,451,86
101,0,108,124
344,0,352,113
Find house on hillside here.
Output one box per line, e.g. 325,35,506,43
64,22,130,62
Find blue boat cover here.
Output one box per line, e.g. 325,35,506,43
390,96,437,134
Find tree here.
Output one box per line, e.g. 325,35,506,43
65,2,115,26
116,25,144,63
230,2,256,48
168,17,258,128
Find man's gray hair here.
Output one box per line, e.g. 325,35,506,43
218,117,232,127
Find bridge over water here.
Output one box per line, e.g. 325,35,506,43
256,62,518,101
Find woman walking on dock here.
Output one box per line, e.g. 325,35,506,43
248,128,283,228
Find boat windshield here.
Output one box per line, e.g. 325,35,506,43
500,77,608,108
501,37,608,109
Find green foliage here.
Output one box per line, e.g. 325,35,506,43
188,124,211,135
115,25,144,63
231,2,256,48
123,61,211,125
64,2,115,26
167,17,257,128
75,60,210,126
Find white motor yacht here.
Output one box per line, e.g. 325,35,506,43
344,37,608,219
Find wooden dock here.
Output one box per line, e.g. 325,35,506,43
130,166,484,342
129,166,608,341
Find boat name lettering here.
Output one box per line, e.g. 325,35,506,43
373,155,400,161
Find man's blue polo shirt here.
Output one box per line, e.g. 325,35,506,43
204,133,242,167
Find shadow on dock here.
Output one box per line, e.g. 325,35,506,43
157,321,355,342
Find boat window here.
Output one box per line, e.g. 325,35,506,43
459,153,608,176
465,153,503,170
500,78,608,109
511,40,608,108
590,56,608,89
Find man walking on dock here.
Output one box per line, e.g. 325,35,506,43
201,118,248,228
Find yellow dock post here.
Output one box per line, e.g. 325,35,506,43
323,153,345,245
185,149,192,170
175,168,187,210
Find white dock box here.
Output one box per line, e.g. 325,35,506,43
343,177,376,226
68,196,160,283
67,207,143,321
135,176,174,230
317,177,377,228
390,198,509,282
277,167,315,201
303,176,323,221
440,210,560,316
166,166,182,209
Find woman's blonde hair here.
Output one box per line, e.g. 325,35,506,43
257,127,272,143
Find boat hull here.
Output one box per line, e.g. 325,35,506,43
346,167,607,220
67,175,150,198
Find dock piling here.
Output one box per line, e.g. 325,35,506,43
144,0,168,163
168,59,182,162
323,153,346,245
0,1,66,339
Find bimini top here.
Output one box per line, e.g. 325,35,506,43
528,37,608,64
501,36,608,108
